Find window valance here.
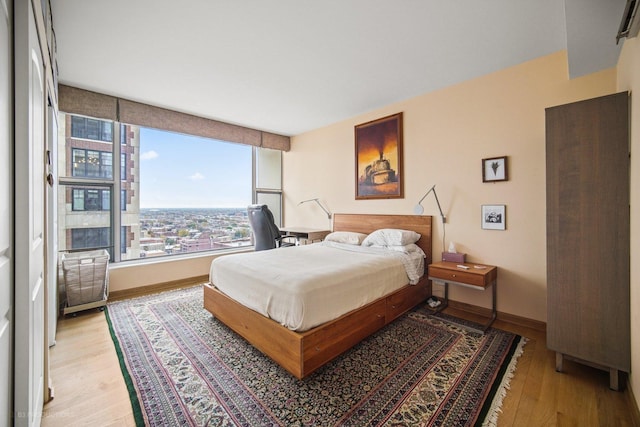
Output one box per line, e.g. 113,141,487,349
58,84,290,151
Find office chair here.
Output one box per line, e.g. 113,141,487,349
247,204,294,251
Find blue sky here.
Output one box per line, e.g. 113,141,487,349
139,127,252,208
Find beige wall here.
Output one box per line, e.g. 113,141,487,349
108,250,255,292
616,35,640,412
109,50,618,323
106,46,636,407
109,253,218,291
284,50,616,323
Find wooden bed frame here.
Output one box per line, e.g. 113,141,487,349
203,213,433,379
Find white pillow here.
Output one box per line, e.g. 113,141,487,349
379,243,425,256
324,231,369,245
362,228,421,247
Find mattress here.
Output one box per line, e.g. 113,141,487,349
209,241,425,331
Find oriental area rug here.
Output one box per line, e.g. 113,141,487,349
106,286,526,427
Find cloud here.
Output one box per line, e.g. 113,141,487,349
188,172,205,181
140,150,159,160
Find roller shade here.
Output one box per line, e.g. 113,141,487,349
59,84,290,151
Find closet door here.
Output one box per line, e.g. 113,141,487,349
14,0,46,424
546,92,630,389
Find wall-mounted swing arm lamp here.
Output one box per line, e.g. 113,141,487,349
298,198,332,219
414,184,447,253
414,185,446,223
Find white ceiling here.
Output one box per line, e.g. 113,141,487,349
52,0,627,136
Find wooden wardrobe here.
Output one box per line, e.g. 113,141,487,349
545,92,630,390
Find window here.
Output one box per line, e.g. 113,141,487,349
255,147,283,227
121,226,128,255
121,153,126,180
71,115,113,142
71,227,110,250
72,188,110,211
60,116,117,257
58,113,279,263
120,123,127,145
134,126,253,259
72,148,113,179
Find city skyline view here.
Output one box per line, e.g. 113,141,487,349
139,127,253,209
138,207,252,258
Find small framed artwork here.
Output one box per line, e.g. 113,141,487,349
482,156,508,182
355,112,403,200
481,204,506,230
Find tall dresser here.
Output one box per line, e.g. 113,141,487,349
545,92,630,390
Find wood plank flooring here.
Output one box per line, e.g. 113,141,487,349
41,301,639,427
42,308,136,427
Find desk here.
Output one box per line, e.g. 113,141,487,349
280,227,330,245
427,261,498,332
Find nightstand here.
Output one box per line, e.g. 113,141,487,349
427,261,498,332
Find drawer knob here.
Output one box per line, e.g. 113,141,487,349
452,274,456,278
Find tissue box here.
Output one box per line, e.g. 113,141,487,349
442,252,466,263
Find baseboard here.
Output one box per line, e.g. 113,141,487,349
445,299,546,332
627,382,640,425
109,275,209,301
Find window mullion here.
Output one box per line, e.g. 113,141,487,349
112,123,122,262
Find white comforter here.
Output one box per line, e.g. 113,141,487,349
209,241,425,331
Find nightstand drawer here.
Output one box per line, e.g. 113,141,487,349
428,266,486,287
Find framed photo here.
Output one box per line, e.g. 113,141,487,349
481,204,506,230
355,112,403,200
482,156,508,182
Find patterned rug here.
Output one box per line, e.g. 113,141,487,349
106,286,526,426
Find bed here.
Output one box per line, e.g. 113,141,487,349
203,213,433,379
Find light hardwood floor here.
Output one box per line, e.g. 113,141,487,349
42,299,639,427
